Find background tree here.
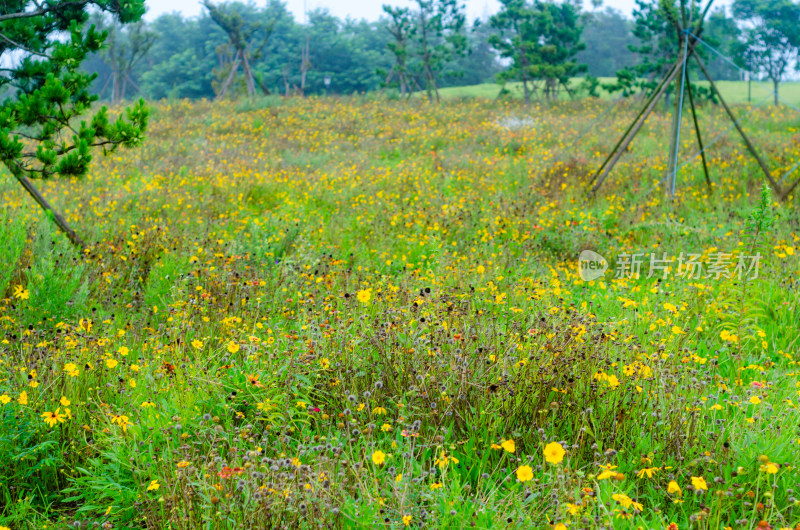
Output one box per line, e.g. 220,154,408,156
0,0,149,247
704,7,741,80
203,0,274,99
490,0,585,102
489,0,538,103
443,18,501,86
732,0,800,105
412,0,468,102
303,11,390,95
529,0,587,99
97,19,156,102
577,7,638,77
382,5,416,95
136,13,221,100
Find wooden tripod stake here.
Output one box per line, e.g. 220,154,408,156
587,0,796,201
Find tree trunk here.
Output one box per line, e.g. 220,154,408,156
217,50,241,100
773,78,779,107
300,34,309,96
16,175,86,249
241,51,257,97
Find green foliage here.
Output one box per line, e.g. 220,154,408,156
25,218,90,320
578,7,639,78
410,0,469,102
490,0,586,102
732,0,800,105
0,212,26,298
0,1,148,181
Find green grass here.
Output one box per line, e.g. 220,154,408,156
440,77,800,107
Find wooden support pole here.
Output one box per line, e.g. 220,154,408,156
684,72,712,193
217,49,241,100
588,59,681,189
591,61,683,194
692,53,782,195
780,174,800,201
16,175,86,249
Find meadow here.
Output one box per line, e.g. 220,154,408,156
0,93,799,529
440,79,800,107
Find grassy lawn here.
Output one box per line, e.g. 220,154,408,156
440,77,800,107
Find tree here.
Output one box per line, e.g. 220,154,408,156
0,0,149,247
443,19,502,87
412,0,468,102
203,0,274,99
732,0,800,106
530,0,587,99
489,0,537,103
136,13,222,100
577,7,638,77
490,0,586,102
704,7,741,81
382,5,416,96
96,18,156,102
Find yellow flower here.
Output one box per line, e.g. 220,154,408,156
749,396,761,405
671,326,685,335
112,414,131,431
500,439,516,453
64,363,79,377
13,285,29,300
691,476,708,491
543,442,565,464
667,480,681,496
762,463,779,474
191,339,203,349
105,358,118,369
663,302,678,313
227,341,240,354
19,391,28,405
118,346,129,356
147,480,160,491
357,289,371,304
516,465,533,482
0,394,10,405
402,515,412,526
554,524,567,530
176,461,191,468
372,450,386,466
637,466,659,479
41,408,66,427
597,464,618,480
612,493,633,509
60,396,71,407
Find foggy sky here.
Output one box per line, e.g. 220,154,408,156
143,0,646,23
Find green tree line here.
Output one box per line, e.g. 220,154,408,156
59,0,800,103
